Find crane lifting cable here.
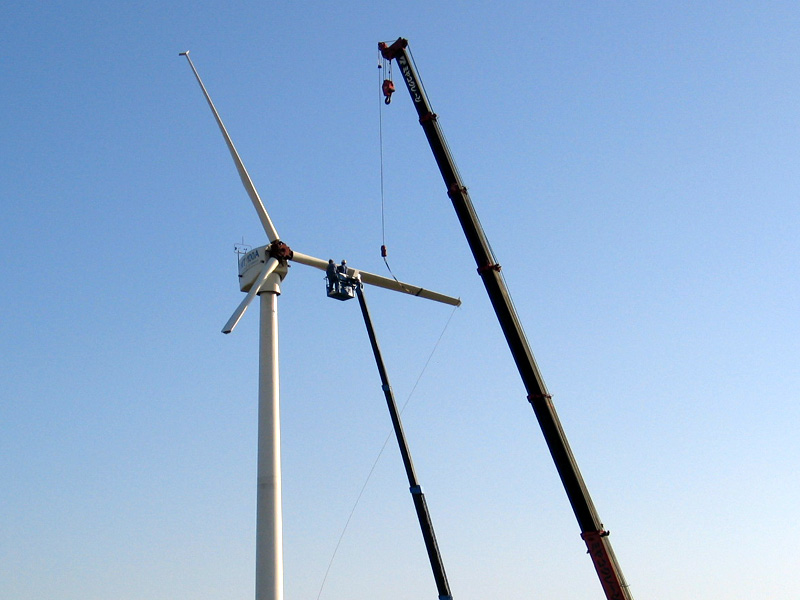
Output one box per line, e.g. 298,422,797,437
377,51,396,276
377,53,388,260
377,51,420,297
379,50,395,105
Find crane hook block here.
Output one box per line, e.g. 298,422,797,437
382,79,396,104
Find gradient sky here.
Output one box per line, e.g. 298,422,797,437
3,2,799,599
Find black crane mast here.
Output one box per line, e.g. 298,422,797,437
355,280,453,600
379,37,633,600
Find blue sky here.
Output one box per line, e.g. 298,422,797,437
2,2,799,599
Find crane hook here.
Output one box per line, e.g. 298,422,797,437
382,79,395,105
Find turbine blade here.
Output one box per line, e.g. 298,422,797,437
357,270,461,307
290,251,461,307
222,257,280,334
181,52,280,243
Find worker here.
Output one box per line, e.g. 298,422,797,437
326,259,338,292
337,260,348,279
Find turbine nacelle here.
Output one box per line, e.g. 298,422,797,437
238,244,290,293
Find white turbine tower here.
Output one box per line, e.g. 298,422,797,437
180,52,461,600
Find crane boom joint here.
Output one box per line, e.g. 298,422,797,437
527,393,553,404
477,262,502,274
446,184,468,199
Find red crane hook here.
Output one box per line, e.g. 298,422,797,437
382,79,395,104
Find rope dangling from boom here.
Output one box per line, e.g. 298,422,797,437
377,53,388,261
377,51,414,294
377,51,392,267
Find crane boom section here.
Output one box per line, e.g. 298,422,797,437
379,37,633,600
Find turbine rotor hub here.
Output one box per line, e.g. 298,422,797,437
268,240,293,262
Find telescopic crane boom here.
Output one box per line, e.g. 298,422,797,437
379,37,633,600
353,278,453,600
323,268,454,599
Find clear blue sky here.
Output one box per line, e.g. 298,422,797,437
2,2,799,599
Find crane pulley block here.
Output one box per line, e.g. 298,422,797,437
382,78,396,104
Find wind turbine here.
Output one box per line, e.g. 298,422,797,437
180,51,461,600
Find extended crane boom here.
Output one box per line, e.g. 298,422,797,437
354,279,453,600
379,37,633,600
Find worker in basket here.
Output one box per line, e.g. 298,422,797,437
326,259,356,300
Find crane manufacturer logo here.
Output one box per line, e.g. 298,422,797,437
584,534,625,600
397,56,422,103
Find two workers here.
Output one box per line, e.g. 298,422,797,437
326,259,352,295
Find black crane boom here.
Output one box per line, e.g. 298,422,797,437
355,281,453,600
379,37,633,600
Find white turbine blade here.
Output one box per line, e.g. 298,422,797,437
181,51,280,243
357,270,461,306
290,251,461,307
222,257,280,334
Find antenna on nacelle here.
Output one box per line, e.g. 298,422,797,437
235,237,252,261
